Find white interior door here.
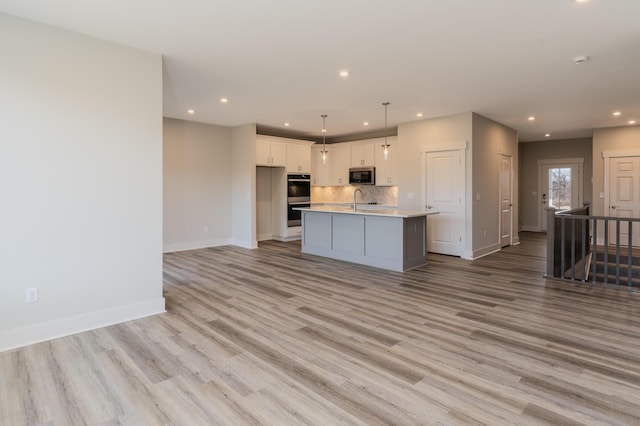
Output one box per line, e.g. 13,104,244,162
609,156,640,246
539,160,582,232
499,154,512,247
425,150,463,256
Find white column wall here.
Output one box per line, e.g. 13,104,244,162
0,14,164,351
163,118,233,252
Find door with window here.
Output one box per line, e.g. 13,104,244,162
539,159,583,232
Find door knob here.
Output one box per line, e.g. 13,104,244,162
611,205,617,210
426,205,433,209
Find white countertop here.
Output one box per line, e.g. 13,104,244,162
295,205,438,218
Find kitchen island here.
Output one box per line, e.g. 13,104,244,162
296,206,435,272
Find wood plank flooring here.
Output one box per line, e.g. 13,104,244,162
2,232,640,425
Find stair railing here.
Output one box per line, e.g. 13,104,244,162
545,202,640,290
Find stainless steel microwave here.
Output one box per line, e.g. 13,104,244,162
349,167,375,185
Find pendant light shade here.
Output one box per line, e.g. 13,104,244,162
321,114,328,165
382,102,390,160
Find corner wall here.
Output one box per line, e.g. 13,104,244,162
0,14,164,351
472,113,519,257
163,118,233,252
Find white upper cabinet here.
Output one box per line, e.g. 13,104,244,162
350,144,375,167
256,138,286,167
374,136,397,186
311,145,330,186
330,144,350,186
286,143,311,174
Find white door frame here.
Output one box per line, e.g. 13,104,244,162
537,157,584,232
420,141,468,258
499,153,513,247
603,149,640,246
603,149,640,215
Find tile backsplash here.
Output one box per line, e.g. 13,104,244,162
311,185,398,206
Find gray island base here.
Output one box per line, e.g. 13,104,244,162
297,206,432,272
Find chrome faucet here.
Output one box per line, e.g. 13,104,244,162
353,188,363,211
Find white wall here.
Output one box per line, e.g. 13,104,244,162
592,125,640,217
256,166,274,241
397,112,473,211
0,14,164,351
163,118,233,251
231,124,258,248
471,113,519,256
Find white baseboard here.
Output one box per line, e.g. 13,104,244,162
471,242,502,259
0,297,166,353
231,238,258,249
272,235,302,242
163,238,231,253
521,225,540,232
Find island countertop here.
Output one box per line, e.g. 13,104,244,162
295,205,437,219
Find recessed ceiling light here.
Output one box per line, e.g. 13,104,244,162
574,0,589,3
187,109,195,114
528,116,536,121
220,98,228,103
612,111,621,116
339,70,350,78
363,122,369,126
545,133,551,137
629,120,637,125
416,113,423,118
284,122,290,127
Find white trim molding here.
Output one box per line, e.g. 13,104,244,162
420,140,468,153
0,297,166,352
163,238,232,253
602,149,640,159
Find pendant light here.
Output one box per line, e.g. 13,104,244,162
382,102,390,160
320,114,328,165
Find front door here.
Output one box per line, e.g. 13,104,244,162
539,160,583,232
609,156,640,246
425,150,463,256
499,154,513,247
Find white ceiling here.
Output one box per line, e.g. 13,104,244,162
2,0,639,141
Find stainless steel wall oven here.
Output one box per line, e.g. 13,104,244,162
287,174,310,227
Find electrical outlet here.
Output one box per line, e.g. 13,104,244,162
483,230,487,238
203,225,209,233
26,288,38,303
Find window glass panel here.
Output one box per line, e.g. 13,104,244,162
548,167,572,210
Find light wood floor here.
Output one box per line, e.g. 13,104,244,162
2,232,640,425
